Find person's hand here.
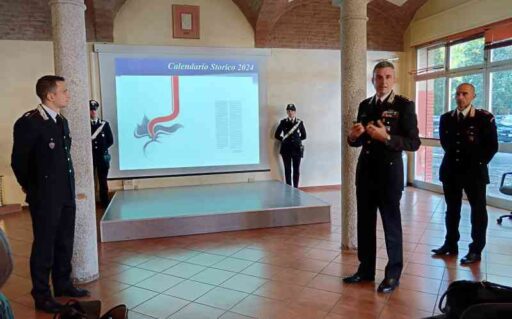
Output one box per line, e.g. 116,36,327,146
348,123,365,141
366,120,389,142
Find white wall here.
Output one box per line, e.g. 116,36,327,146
0,0,402,204
0,41,54,204
114,0,254,47
409,0,512,47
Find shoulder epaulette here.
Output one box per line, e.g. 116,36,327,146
396,94,411,102
23,109,38,118
476,108,495,122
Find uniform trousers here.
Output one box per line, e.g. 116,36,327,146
356,182,403,280
29,200,75,297
281,152,301,188
94,163,110,208
442,179,487,253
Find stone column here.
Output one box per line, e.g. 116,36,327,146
333,0,368,249
49,0,99,283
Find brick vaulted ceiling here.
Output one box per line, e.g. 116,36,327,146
0,0,428,51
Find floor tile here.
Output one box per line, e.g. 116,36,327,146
163,262,207,278
134,273,184,293
133,294,189,318
191,268,236,285
165,280,215,301
196,287,248,310
168,302,225,319
220,274,267,293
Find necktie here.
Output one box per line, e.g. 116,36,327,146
458,112,464,123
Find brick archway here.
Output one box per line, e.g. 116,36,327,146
0,0,427,50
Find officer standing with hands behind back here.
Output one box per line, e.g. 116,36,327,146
90,100,114,209
11,75,90,313
343,61,421,293
431,83,498,265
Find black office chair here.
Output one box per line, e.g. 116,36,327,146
497,172,512,225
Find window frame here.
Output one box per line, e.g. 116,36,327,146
413,34,512,210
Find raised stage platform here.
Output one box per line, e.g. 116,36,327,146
100,180,331,242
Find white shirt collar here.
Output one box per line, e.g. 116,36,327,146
41,104,59,122
377,91,392,103
457,105,472,118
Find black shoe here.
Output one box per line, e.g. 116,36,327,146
431,245,458,256
54,285,91,298
34,295,63,313
460,252,481,265
377,278,399,293
342,273,375,284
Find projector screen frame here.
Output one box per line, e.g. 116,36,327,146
93,44,272,180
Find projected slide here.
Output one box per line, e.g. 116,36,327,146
115,58,260,171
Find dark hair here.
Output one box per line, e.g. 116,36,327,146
36,75,65,102
372,61,395,76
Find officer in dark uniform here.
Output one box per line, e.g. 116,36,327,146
11,75,89,313
90,100,114,208
274,104,307,188
343,61,421,293
432,83,498,265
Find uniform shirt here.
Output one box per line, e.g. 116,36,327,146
41,104,59,123
274,117,307,156
91,119,114,168
457,105,472,119
439,107,498,184
11,105,75,204
348,90,421,192
377,91,391,103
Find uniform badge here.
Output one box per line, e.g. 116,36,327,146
49,138,55,149
382,110,399,118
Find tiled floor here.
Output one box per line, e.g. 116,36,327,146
1,187,512,319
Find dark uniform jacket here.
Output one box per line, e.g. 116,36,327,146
439,106,498,184
11,105,75,205
274,118,306,156
91,120,113,169
348,91,421,192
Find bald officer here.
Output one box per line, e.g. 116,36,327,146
432,83,498,265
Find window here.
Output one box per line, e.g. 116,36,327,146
449,38,485,69
491,45,512,62
415,145,443,185
490,69,512,143
415,32,512,206
416,78,445,138
417,46,445,73
449,73,484,109
488,153,512,200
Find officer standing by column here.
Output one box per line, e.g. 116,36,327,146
274,104,307,188
90,100,114,209
432,83,498,265
11,75,90,313
343,61,421,293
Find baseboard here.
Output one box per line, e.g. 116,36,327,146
0,204,22,216
300,184,341,192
